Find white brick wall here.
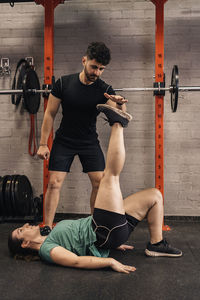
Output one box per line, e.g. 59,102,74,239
0,0,200,215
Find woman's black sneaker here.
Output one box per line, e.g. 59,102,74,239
145,239,182,257
96,104,132,128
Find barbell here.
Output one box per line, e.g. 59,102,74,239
0,65,199,113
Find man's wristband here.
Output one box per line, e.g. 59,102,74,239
40,143,47,146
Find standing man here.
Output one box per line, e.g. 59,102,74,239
37,42,128,228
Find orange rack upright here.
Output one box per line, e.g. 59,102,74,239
35,0,64,225
150,0,170,230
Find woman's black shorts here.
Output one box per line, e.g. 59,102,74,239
92,208,139,249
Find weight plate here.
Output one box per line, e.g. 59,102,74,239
5,175,14,217
38,194,43,217
33,197,40,217
14,175,33,216
13,175,21,216
10,175,16,216
171,65,179,112
0,177,5,217
1,175,11,217
11,59,30,106
16,65,28,106
23,68,40,114
36,195,43,217
10,175,19,217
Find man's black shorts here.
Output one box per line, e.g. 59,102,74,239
49,140,105,173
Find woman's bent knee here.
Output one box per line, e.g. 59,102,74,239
150,188,163,205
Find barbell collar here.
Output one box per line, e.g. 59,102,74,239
29,89,51,94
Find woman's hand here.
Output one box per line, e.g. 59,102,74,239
117,244,134,251
110,258,136,274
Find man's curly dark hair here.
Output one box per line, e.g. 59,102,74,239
86,42,111,65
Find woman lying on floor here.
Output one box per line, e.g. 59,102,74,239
8,104,182,274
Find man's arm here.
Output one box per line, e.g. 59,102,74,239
37,94,61,160
50,246,136,274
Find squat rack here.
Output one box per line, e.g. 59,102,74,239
0,0,172,229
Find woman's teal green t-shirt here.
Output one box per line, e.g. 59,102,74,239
39,216,109,263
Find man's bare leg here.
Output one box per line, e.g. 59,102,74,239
44,171,67,227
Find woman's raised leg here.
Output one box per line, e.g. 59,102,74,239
94,123,126,214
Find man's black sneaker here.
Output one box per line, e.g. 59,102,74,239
145,239,182,257
96,104,132,128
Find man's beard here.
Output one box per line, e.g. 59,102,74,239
84,67,98,82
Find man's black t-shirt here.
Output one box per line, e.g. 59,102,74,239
51,73,115,146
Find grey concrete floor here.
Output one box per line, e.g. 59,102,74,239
0,219,199,300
